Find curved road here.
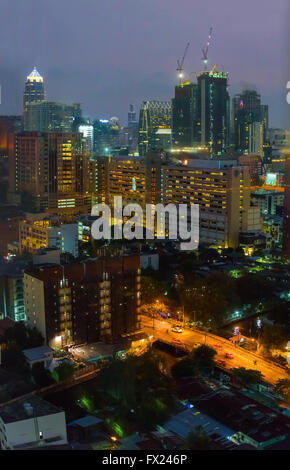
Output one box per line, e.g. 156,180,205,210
141,315,289,386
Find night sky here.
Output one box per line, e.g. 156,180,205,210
0,0,289,127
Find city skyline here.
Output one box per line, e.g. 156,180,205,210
0,0,289,127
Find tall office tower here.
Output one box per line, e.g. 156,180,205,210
23,67,46,128
24,101,82,132
197,70,230,155
93,117,120,155
138,100,171,155
282,153,290,259
15,132,90,216
24,255,141,347
0,116,22,200
172,82,199,148
232,89,268,153
78,120,94,155
128,104,139,153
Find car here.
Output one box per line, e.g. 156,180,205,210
172,338,183,345
224,352,234,359
171,326,183,333
192,342,201,348
213,344,223,350
215,359,226,367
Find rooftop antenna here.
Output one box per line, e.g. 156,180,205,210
201,27,213,71
177,42,190,84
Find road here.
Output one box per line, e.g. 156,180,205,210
141,315,289,386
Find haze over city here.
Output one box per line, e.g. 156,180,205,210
0,0,289,127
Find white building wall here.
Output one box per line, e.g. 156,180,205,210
3,411,67,449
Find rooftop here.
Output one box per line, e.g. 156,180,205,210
0,395,63,424
22,345,54,362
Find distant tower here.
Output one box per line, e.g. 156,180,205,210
128,104,138,153
23,67,46,127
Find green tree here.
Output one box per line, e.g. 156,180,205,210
97,351,176,429
191,345,217,375
31,362,54,387
259,324,286,351
182,426,214,450
171,357,196,378
231,367,263,387
51,361,75,383
274,379,290,401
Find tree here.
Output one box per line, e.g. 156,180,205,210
141,274,164,304
97,351,176,428
274,379,290,401
231,367,263,387
259,324,286,351
31,363,54,387
182,426,214,450
51,361,75,383
171,357,195,378
191,345,216,375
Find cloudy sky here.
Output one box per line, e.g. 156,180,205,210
0,0,289,127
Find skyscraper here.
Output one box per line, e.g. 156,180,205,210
128,104,138,153
232,89,268,153
197,70,230,155
172,82,199,148
138,100,171,155
23,67,46,128
24,101,82,133
14,132,90,216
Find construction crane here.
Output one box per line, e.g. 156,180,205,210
201,27,213,71
177,42,190,84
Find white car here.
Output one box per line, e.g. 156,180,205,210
171,326,183,333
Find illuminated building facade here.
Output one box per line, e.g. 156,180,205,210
138,101,171,155
92,154,251,248
14,132,90,216
19,215,79,257
24,256,141,347
160,159,249,248
23,67,46,129
197,71,230,155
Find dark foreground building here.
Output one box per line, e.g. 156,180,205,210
24,255,141,347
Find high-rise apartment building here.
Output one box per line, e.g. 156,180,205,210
138,101,171,155
14,132,90,216
24,256,141,347
92,154,250,248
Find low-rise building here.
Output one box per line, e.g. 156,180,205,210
0,395,67,450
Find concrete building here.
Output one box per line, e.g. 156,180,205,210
0,395,67,449
24,255,141,348
19,215,79,257
13,132,90,216
251,189,284,216
0,262,25,322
